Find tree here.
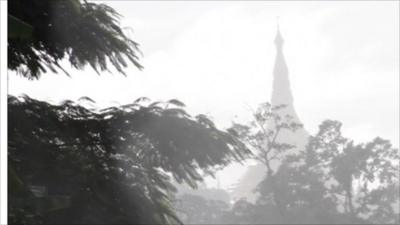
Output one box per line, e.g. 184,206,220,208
8,95,250,224
228,102,303,220
9,0,142,79
312,120,400,224
228,103,399,224
250,120,399,224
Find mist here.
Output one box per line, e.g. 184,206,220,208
8,1,399,224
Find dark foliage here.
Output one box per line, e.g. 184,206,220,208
8,95,250,224
9,0,142,79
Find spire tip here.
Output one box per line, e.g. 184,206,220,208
274,17,284,47
277,16,280,32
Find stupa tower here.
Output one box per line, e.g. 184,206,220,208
232,23,308,202
268,21,308,151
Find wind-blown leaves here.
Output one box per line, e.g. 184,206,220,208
167,99,186,107
9,0,142,79
8,95,250,224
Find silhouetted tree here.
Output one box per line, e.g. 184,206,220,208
9,0,142,79
232,119,399,224
228,102,303,220
307,120,400,224
8,95,250,224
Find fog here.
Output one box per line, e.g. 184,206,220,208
8,1,399,224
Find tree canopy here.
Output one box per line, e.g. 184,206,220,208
225,103,400,224
8,1,254,224
8,0,142,79
8,95,250,224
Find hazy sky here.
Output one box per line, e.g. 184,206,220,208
9,1,399,189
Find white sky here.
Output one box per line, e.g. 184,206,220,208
8,1,399,189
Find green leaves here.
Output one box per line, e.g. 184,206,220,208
9,95,250,224
9,0,142,79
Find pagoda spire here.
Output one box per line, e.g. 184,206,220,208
269,23,308,146
274,17,284,51
271,22,294,107
231,24,309,203
268,22,308,169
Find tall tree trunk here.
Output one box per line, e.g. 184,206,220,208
346,189,355,217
